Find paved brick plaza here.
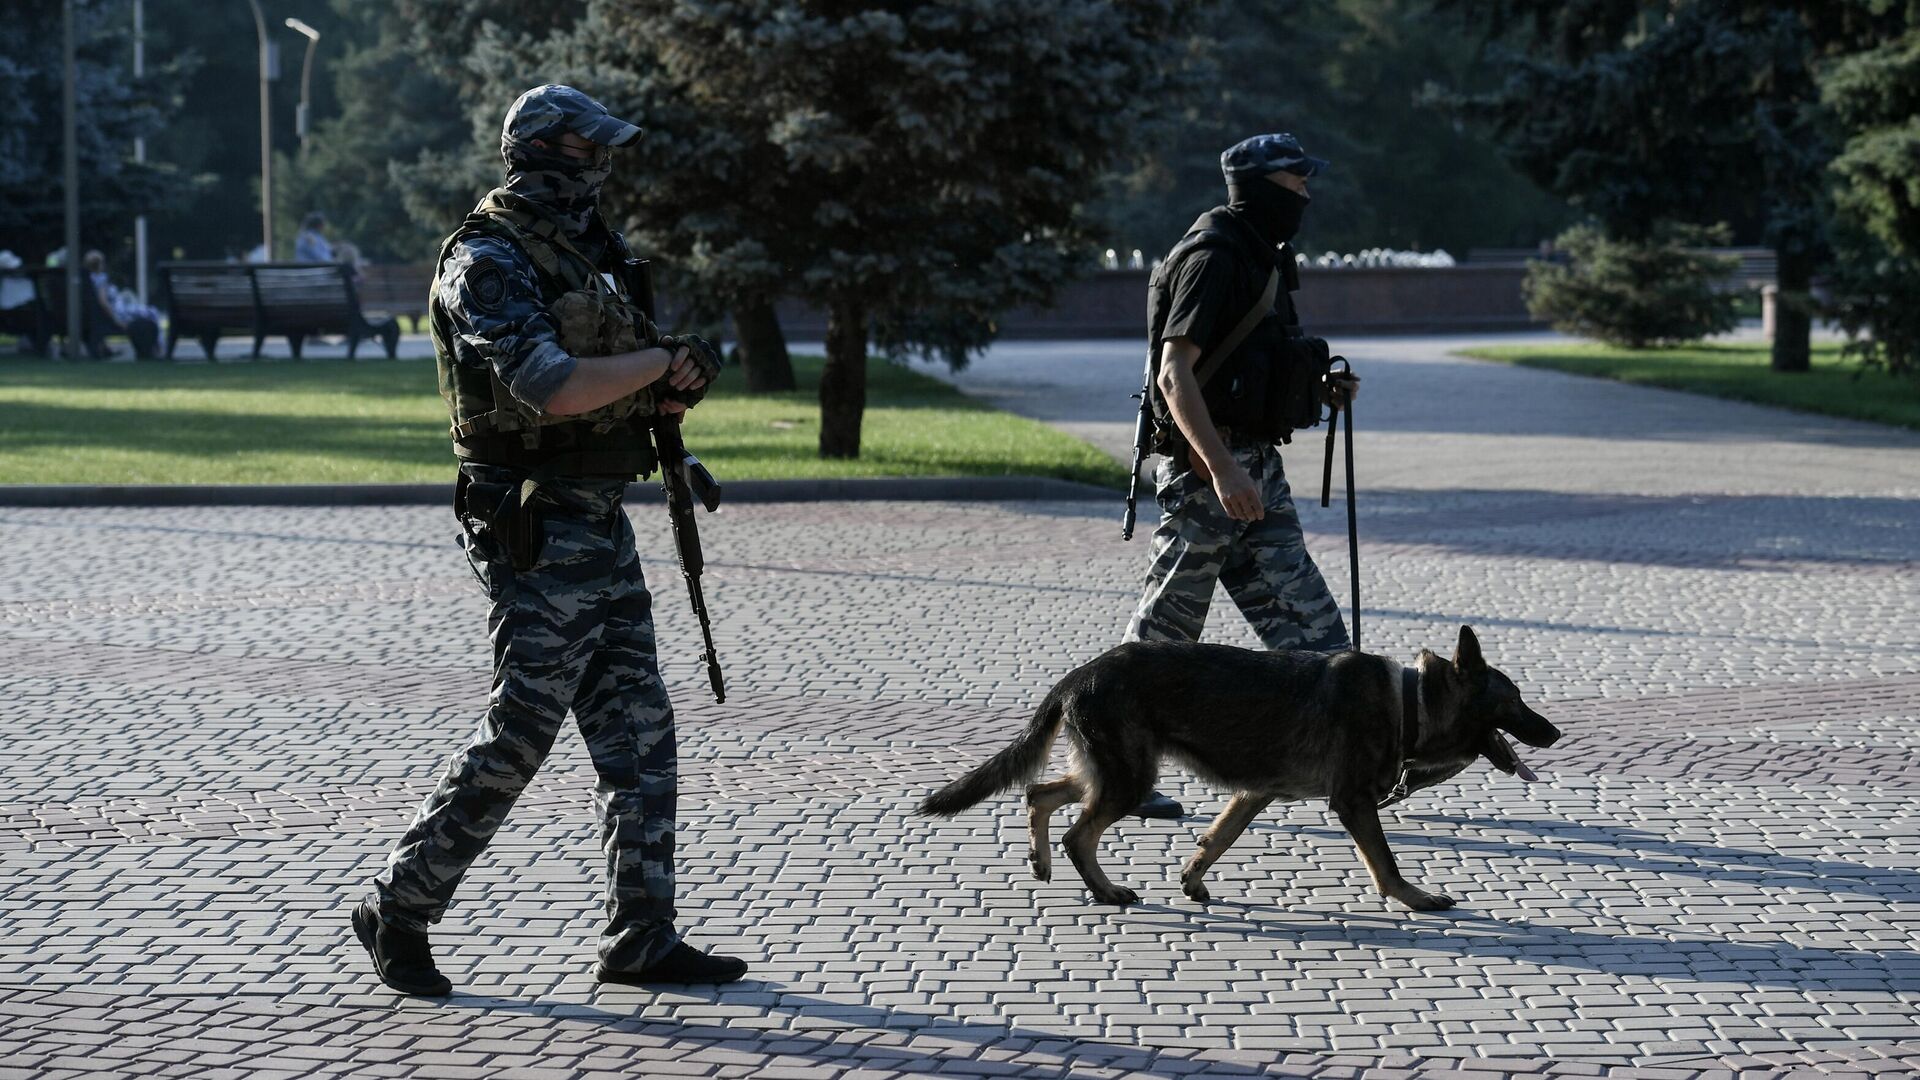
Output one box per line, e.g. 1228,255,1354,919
3,338,1918,1078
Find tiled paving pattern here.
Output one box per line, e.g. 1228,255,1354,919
4,338,1919,1078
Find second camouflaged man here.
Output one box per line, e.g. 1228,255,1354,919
1125,134,1359,819
352,85,742,994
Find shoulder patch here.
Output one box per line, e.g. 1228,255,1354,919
464,257,508,314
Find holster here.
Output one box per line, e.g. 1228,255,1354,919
455,468,545,572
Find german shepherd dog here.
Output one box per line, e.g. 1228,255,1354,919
919,626,1560,911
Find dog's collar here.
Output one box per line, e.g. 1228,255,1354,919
1380,666,1422,808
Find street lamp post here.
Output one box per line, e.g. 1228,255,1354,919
245,0,271,258
62,0,81,357
285,18,320,156
133,0,149,304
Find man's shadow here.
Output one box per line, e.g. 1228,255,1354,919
378,808,1920,1076
427,986,1279,1079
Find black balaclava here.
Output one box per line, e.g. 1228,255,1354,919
1226,175,1311,248
501,134,612,239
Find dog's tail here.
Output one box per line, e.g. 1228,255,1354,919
918,692,1067,816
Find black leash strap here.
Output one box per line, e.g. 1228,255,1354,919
1318,358,1360,651
1343,395,1360,652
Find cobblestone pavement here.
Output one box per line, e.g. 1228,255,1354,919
4,339,1919,1079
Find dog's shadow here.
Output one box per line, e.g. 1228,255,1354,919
1110,892,1916,994
1383,811,1920,904
1096,808,1919,994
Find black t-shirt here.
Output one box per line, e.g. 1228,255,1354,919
1159,230,1297,361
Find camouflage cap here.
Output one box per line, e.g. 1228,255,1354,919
502,84,644,149
1221,133,1328,181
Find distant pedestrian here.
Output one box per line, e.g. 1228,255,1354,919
295,212,334,263
332,239,367,289
82,250,161,360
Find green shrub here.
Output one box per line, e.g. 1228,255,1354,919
1827,236,1920,381
1522,223,1741,348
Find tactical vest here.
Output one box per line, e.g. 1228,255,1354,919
1146,208,1301,446
430,189,658,477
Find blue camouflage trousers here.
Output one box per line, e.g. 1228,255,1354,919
373,470,680,971
1126,441,1350,651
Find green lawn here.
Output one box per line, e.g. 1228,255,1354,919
0,354,1122,486
1460,341,1920,432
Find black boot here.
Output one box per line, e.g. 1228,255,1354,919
352,901,452,997
597,942,748,986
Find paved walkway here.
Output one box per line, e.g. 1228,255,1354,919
3,335,1918,1079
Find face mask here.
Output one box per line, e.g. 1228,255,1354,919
501,136,612,236
1227,178,1311,247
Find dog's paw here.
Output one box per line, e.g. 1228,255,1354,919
1182,881,1212,904
1393,888,1455,912
1029,850,1052,882
1090,884,1139,906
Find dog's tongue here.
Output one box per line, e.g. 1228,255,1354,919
1494,731,1540,782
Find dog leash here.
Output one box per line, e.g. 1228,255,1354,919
1318,362,1408,808
1319,358,1361,651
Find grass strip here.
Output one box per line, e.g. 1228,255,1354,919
1459,341,1920,432
0,353,1122,486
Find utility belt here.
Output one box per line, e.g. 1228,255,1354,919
451,434,657,477
453,448,647,572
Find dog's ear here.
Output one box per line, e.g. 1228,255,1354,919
1453,625,1486,677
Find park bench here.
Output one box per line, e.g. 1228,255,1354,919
0,268,116,358
158,261,400,360
356,262,434,331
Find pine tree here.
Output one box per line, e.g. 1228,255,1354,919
1820,1,1920,378
1436,1,1883,373
0,0,201,261
1100,0,1575,261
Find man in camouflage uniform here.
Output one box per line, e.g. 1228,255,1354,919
1126,134,1358,819
353,85,743,994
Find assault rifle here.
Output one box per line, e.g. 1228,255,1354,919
617,249,728,704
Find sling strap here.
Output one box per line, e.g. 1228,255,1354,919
1192,267,1279,388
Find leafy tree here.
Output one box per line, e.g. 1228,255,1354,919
443,0,1195,457
1523,222,1739,347
0,0,202,263
274,0,469,263
1434,0,1882,374
1098,0,1575,262
1821,2,1920,379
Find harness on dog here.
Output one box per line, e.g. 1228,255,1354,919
1379,667,1422,808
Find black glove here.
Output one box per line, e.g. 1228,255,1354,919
657,333,722,407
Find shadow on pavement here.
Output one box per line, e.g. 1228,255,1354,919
432,989,1279,1078
1399,813,1920,905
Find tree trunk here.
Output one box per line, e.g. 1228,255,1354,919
731,299,794,392
1770,248,1813,374
818,299,867,458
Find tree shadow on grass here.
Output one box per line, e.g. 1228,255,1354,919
0,355,439,400
0,400,447,468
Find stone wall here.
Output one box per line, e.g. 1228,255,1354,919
774,265,1543,340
